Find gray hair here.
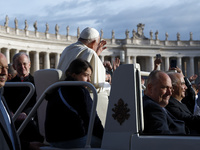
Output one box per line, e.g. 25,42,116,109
12,52,30,64
167,72,180,86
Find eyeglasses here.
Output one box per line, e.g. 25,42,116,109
0,66,9,71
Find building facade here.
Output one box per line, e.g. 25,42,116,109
1,19,200,83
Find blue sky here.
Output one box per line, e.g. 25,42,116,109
1,0,200,40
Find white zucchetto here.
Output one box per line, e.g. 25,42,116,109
80,27,99,40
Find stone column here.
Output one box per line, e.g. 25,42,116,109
34,51,40,71
165,57,169,71
44,52,50,69
132,56,136,64
188,57,194,78
125,56,131,64
149,56,154,71
177,57,182,69
4,48,10,64
55,53,60,69
120,51,125,63
26,51,30,56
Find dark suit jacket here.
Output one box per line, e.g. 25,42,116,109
166,97,200,134
143,95,186,135
0,90,21,150
181,77,196,113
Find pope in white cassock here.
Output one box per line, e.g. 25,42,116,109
57,27,108,126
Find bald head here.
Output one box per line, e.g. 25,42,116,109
0,53,8,88
146,70,172,107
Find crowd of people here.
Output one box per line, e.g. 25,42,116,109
1,26,200,150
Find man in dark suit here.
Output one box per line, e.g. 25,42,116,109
143,70,186,135
0,52,21,150
3,52,44,149
166,72,200,134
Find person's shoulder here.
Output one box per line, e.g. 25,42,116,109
143,96,163,112
143,95,157,106
165,98,181,112
83,47,95,54
168,97,179,106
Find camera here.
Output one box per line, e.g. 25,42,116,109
156,54,161,59
170,59,177,68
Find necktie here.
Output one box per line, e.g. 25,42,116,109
0,98,16,150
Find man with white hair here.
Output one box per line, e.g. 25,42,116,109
3,52,44,149
57,27,108,126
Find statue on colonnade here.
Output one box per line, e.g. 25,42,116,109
4,15,9,27
77,27,80,38
177,32,180,41
66,26,69,36
14,18,18,29
112,30,115,39
125,29,129,39
100,29,103,39
45,23,49,34
155,30,159,40
24,20,28,31
33,21,38,31
132,29,136,39
150,30,153,40
165,32,168,41
133,23,147,39
190,32,193,41
55,24,59,34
